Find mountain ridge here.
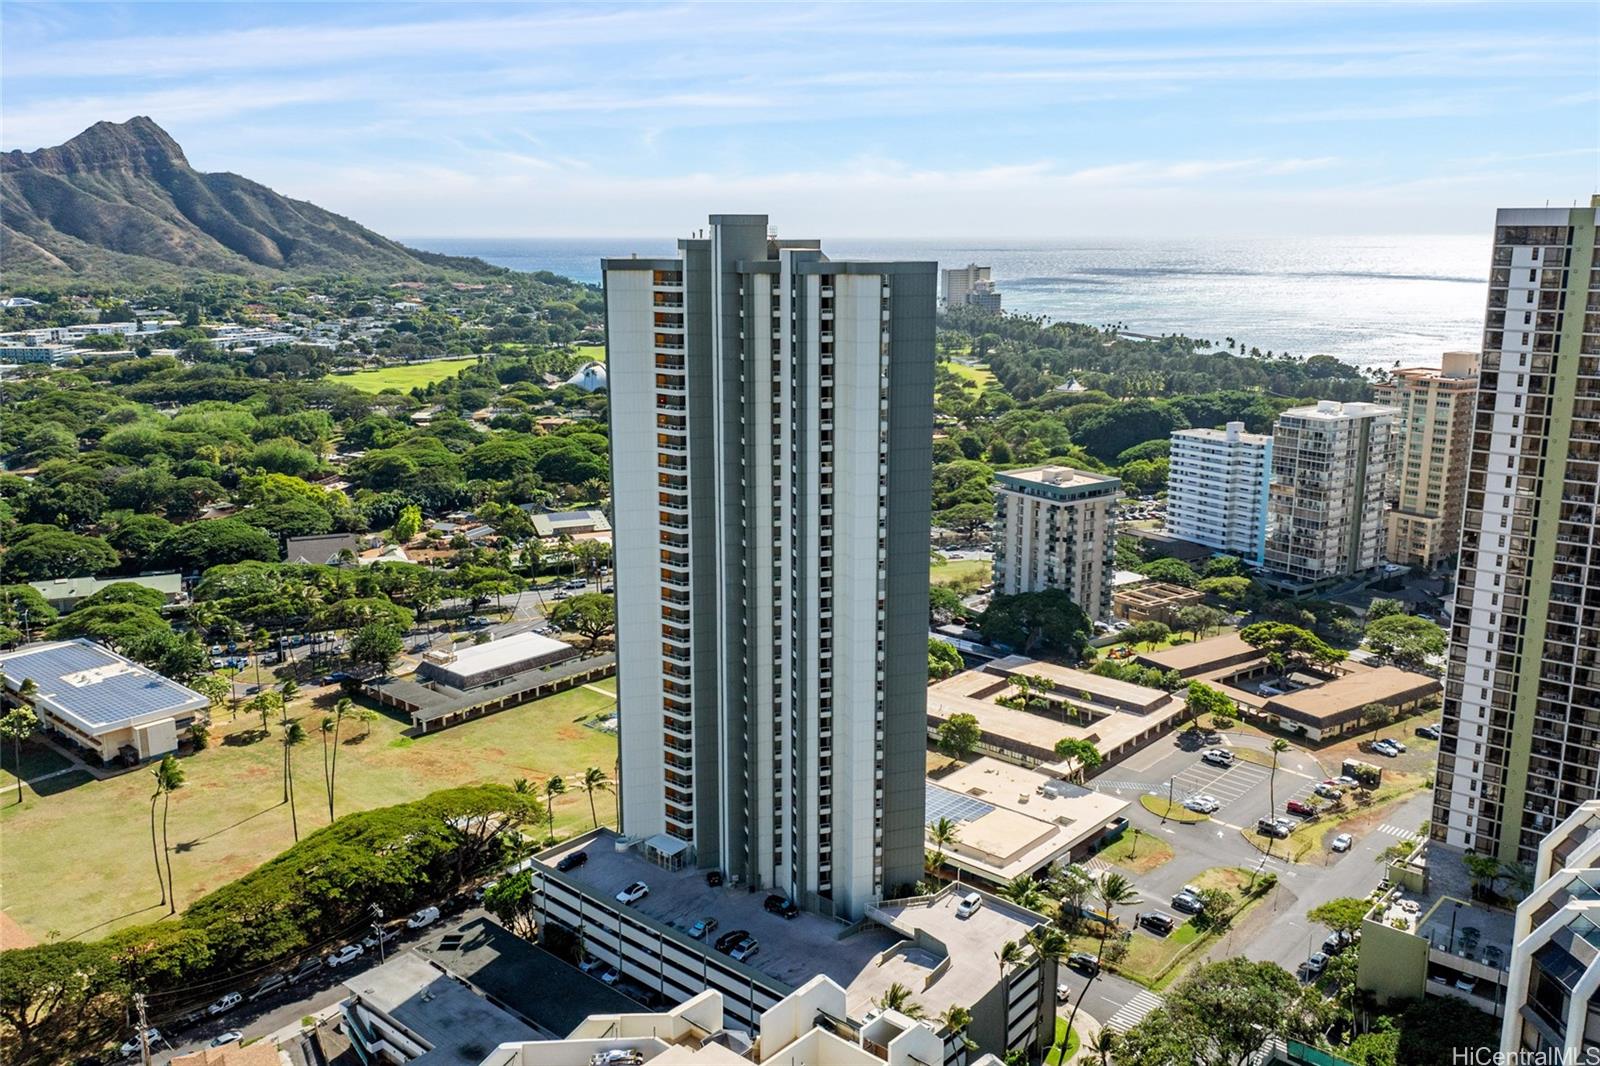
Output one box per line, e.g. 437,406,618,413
1,117,500,283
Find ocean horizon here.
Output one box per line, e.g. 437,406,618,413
403,234,1489,370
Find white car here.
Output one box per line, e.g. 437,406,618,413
599,966,621,985
1331,833,1354,853
1305,951,1329,976
1201,749,1234,768
325,943,365,968
210,1031,245,1048
120,1029,163,1056
1183,794,1221,814
207,991,242,1016
407,905,440,929
614,881,650,905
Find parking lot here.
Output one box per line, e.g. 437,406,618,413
1104,737,1327,832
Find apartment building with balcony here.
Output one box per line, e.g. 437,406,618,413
1263,401,1397,588
1501,799,1600,1058
991,465,1118,620
1374,352,1480,568
1430,201,1600,870
602,215,935,921
941,263,1001,311
1166,421,1272,566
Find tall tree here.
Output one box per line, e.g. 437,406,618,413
578,765,612,828
1065,872,1141,1043
326,697,350,820
927,816,961,882
0,691,39,804
994,940,1025,1053
543,774,566,841
282,719,306,841
152,755,185,914
1268,737,1291,814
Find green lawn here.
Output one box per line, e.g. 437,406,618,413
1096,828,1174,874
572,344,606,362
930,557,990,589
334,357,479,393
1044,1017,1080,1065
943,360,996,389
0,737,73,783
0,683,618,943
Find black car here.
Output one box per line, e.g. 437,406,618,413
705,870,725,887
1066,952,1100,976
714,929,749,954
763,895,799,919
1139,911,1176,935
556,850,589,873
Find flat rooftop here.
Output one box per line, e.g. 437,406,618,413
369,651,614,723
1134,631,1262,677
1373,843,1516,970
423,631,572,674
927,666,1181,757
0,639,208,735
343,951,539,1066
996,465,1120,493
539,831,1043,1019
1264,665,1441,726
1173,426,1271,444
986,656,1170,713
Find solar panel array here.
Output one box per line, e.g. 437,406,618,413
924,782,996,826
0,640,206,728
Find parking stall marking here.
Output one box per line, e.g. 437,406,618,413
1376,823,1419,839
1105,988,1165,1031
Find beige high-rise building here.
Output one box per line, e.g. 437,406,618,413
1376,351,1480,568
991,465,1118,619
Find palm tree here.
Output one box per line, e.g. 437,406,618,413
999,874,1044,910
928,816,961,882
250,627,269,691
994,940,1025,1052
578,766,612,828
937,1004,975,1052
148,761,168,907
876,981,926,1019
326,697,349,820
320,716,336,820
513,777,534,795
1088,1027,1119,1065
543,775,566,841
1268,737,1291,814
283,720,306,841
1064,872,1141,1043
152,755,185,914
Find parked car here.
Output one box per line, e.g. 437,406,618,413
248,972,288,1000
210,1031,245,1049
705,870,724,887
1171,892,1204,914
730,936,760,962
1331,833,1354,853
1256,817,1291,839
615,881,650,905
120,1029,163,1057
206,992,242,1016
1183,794,1220,814
763,895,799,919
362,928,400,952
956,891,983,919
325,943,365,968
1323,931,1352,954
286,957,323,985
579,957,605,974
566,578,589,589
1286,799,1317,816
591,1050,645,1066
1067,952,1100,976
1139,912,1176,934
407,906,441,929
1314,783,1343,800
687,917,718,940
601,584,615,594
1056,983,1072,1003
1334,775,1360,787
1371,739,1402,757
714,929,749,954
599,966,621,986
1201,749,1235,768
1415,724,1441,740
1305,952,1329,977
557,850,589,873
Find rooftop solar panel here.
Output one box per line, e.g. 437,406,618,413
924,782,996,826
0,640,208,732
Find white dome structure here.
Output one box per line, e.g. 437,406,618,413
566,361,608,392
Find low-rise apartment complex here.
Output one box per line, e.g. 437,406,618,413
1167,421,1272,565
1375,352,1479,568
992,465,1118,619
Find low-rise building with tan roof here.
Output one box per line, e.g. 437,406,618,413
1261,665,1441,741
1133,630,1264,678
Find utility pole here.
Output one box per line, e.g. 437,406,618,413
134,992,152,1066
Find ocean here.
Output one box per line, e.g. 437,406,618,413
403,235,1490,371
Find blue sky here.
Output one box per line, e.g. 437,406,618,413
3,1,1597,238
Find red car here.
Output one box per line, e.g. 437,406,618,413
1286,799,1316,816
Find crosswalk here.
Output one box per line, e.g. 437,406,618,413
1105,988,1164,1032
1082,857,1112,876
1090,780,1153,793
1376,823,1419,839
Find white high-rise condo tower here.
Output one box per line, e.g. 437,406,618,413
1167,421,1272,566
602,215,936,919
1431,201,1600,867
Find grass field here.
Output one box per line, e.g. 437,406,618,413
1096,827,1174,874
929,557,990,589
0,683,617,943
943,360,996,389
572,344,606,362
334,357,479,393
